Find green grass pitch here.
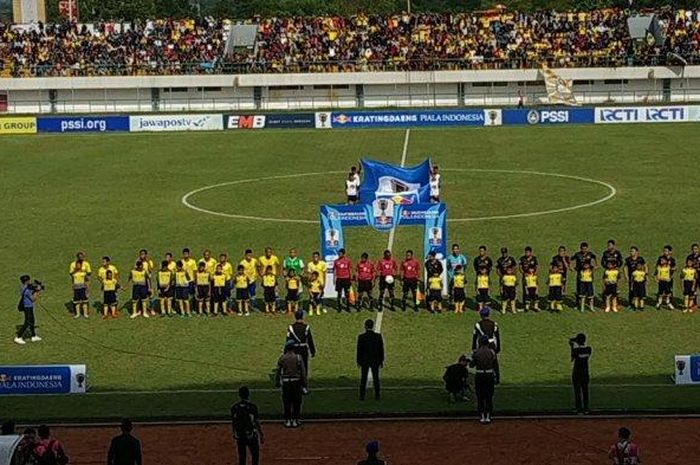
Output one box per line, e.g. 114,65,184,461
1,124,700,422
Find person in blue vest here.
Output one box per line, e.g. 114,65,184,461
446,244,467,303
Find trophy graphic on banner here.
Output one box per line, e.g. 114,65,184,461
488,110,498,126
677,359,687,376
372,198,394,227
76,372,86,388
377,199,390,224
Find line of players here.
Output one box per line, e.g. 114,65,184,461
67,240,700,319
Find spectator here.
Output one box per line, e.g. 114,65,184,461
107,419,142,465
34,425,69,465
358,441,386,465
12,428,37,465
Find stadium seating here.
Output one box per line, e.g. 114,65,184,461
0,9,698,76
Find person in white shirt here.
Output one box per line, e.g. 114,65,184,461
429,172,441,203
346,173,360,204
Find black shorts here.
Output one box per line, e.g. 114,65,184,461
103,290,117,305
196,285,210,300
310,292,321,304
212,287,226,303
502,286,516,301
347,195,358,202
379,277,395,292
658,280,672,296
263,286,276,303
452,287,466,303
577,282,594,297
336,278,351,292
403,278,418,293
632,282,646,298
476,288,490,303
286,289,299,302
683,280,696,296
175,286,190,300
548,286,562,301
235,288,249,301
158,287,173,298
526,287,538,301
73,288,87,302
428,289,442,303
358,280,373,294
603,283,618,297
133,284,149,301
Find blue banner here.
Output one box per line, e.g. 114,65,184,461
691,356,700,382
329,109,497,128
265,113,315,129
359,158,432,205
37,116,130,133
0,365,87,395
503,108,595,126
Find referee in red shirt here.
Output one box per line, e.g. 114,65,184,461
333,249,353,312
400,250,421,311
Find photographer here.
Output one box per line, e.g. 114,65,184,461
569,333,592,414
14,275,43,345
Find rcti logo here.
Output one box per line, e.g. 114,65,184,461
333,114,350,125
0,374,12,384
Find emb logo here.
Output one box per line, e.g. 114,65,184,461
228,115,266,129
527,110,569,124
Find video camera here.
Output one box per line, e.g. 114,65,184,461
30,280,45,292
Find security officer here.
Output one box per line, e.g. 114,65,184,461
602,239,623,268
496,247,516,279
230,386,263,465
519,246,538,306
471,306,500,354
286,310,316,382
275,341,306,428
569,333,592,414
470,335,500,424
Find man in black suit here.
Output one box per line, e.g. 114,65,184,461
107,419,142,465
357,318,385,401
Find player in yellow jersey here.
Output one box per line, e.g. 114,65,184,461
234,264,250,316
308,271,324,316
156,261,174,316
258,247,282,278
427,273,443,313
101,269,120,319
164,252,177,272
547,265,563,312
631,263,647,310
262,265,278,314
681,258,697,313
452,265,466,314
199,249,217,274
577,263,595,312
655,256,674,310
218,253,234,313
127,261,150,319
524,267,539,312
475,267,490,311
138,249,155,315
174,260,192,317
306,252,328,313
195,262,212,316
285,269,301,314
71,266,90,318
69,252,92,317
181,248,198,297
97,256,119,283
240,249,259,310
602,261,620,313
211,264,229,316
500,266,517,314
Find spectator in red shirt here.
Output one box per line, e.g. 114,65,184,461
34,425,69,465
377,250,398,311
333,248,352,312
400,249,421,311
609,427,641,465
356,252,375,311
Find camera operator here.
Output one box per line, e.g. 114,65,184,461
14,275,43,345
569,333,592,414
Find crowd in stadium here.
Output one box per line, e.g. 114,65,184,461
0,8,699,76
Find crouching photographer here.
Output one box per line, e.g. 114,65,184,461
14,275,44,345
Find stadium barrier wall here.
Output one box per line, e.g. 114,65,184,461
2,105,700,136
3,66,700,113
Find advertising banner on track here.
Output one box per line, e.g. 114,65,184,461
226,113,316,130
503,108,594,125
129,114,223,132
0,364,87,395
595,106,688,124
0,117,37,135
674,355,700,385
689,105,700,122
37,116,129,133
323,109,501,128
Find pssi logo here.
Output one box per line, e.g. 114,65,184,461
527,110,569,124
228,115,266,129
